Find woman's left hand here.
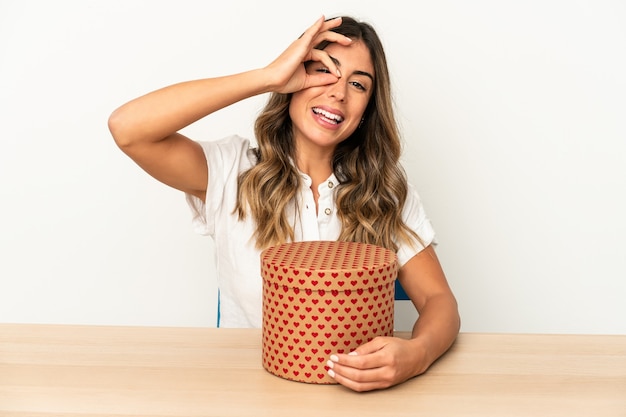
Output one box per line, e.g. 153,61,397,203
326,245,460,392
326,336,427,392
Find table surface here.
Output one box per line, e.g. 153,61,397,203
1,324,625,417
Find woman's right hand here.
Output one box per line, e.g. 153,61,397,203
263,16,353,95
108,16,351,202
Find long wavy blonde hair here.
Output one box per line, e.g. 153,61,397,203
236,16,420,252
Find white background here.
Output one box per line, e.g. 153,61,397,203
1,0,624,334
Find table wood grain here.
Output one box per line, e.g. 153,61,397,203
1,324,624,416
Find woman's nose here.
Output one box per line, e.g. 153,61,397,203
326,79,346,101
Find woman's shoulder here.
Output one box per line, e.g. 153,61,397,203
198,134,254,148
196,135,257,161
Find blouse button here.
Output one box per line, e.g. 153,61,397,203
328,181,334,189
324,208,332,215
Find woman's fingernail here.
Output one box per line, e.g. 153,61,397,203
329,354,339,362
326,359,334,369
348,351,358,356
328,369,336,378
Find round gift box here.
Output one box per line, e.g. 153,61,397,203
260,240,398,384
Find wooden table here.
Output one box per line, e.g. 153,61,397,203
1,324,624,416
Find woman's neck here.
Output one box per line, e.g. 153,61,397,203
295,149,334,214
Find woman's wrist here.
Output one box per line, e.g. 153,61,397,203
406,335,435,376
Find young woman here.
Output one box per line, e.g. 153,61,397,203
109,15,460,392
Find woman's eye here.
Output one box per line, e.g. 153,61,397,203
316,67,331,74
350,81,366,91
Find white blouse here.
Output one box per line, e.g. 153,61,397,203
186,135,435,328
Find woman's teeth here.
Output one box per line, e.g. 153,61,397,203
313,107,343,124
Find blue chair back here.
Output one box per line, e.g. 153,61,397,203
395,280,410,300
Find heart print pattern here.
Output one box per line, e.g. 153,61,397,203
261,240,398,384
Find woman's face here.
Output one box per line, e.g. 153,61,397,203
289,40,374,154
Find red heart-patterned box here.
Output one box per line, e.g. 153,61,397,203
261,240,398,384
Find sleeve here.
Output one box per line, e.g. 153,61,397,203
395,183,437,267
185,135,255,236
